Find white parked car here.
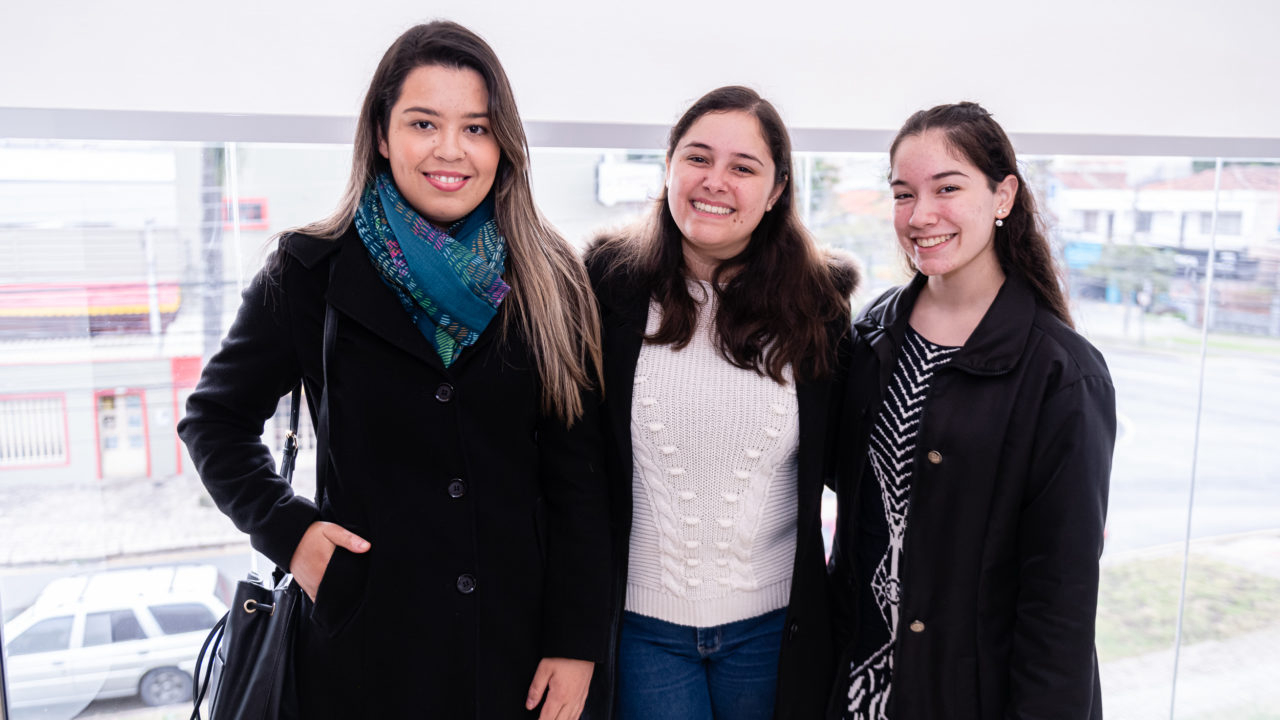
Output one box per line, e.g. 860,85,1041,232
3,564,230,713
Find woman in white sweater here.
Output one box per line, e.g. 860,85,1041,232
584,86,858,720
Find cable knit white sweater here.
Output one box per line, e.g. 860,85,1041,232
625,284,799,627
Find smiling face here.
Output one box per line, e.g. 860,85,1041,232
665,110,784,269
890,129,1017,285
378,64,500,226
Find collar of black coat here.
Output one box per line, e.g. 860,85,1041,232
281,225,462,373
582,233,653,330
280,228,343,269
855,270,1037,376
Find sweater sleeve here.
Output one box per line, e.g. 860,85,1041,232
176,257,321,570
1008,373,1115,718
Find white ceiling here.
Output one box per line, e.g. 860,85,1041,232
1,0,1276,140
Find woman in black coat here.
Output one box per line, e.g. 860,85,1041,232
178,22,610,720
827,103,1115,720
584,86,857,720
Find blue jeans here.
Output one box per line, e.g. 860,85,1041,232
616,608,787,720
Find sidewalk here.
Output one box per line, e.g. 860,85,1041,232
0,458,316,568
1104,624,1280,719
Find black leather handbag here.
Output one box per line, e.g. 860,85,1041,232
190,387,305,720
191,302,337,720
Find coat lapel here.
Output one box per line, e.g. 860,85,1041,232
325,227,447,373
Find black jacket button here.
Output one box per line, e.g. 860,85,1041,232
435,383,455,403
457,574,476,594
447,478,467,498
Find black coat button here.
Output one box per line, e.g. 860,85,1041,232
456,574,476,594
447,478,467,498
435,383,455,403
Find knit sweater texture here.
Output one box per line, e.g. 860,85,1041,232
625,284,800,627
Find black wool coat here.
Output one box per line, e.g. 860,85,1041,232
178,226,612,719
582,239,858,720
827,272,1115,720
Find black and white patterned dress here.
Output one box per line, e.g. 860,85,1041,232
844,327,960,720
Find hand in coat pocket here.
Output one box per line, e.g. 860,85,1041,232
290,520,371,601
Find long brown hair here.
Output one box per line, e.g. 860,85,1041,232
890,102,1073,327
290,21,602,423
598,86,855,383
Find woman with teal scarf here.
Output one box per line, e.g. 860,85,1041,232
179,21,610,719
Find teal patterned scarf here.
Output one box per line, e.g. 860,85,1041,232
354,172,510,366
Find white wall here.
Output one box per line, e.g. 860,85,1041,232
2,0,1277,140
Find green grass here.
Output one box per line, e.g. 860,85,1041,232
1095,553,1280,662
1164,334,1280,356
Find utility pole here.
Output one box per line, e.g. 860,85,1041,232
200,146,225,361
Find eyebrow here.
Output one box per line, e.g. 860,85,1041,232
889,170,970,186
400,106,489,120
680,141,765,166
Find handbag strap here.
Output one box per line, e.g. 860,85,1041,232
280,264,337,498
189,613,226,719
277,385,303,482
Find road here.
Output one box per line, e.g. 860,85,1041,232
1102,343,1280,554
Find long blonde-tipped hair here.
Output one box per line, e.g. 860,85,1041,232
292,21,602,423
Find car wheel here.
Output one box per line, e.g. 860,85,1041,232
139,666,193,706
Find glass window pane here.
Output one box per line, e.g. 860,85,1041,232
7,616,73,655
148,602,216,635
82,609,146,645
1,129,1276,717
82,611,111,647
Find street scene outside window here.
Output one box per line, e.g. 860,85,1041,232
0,139,1277,718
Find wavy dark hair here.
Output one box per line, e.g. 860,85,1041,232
598,86,855,383
287,21,602,423
890,101,1073,327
